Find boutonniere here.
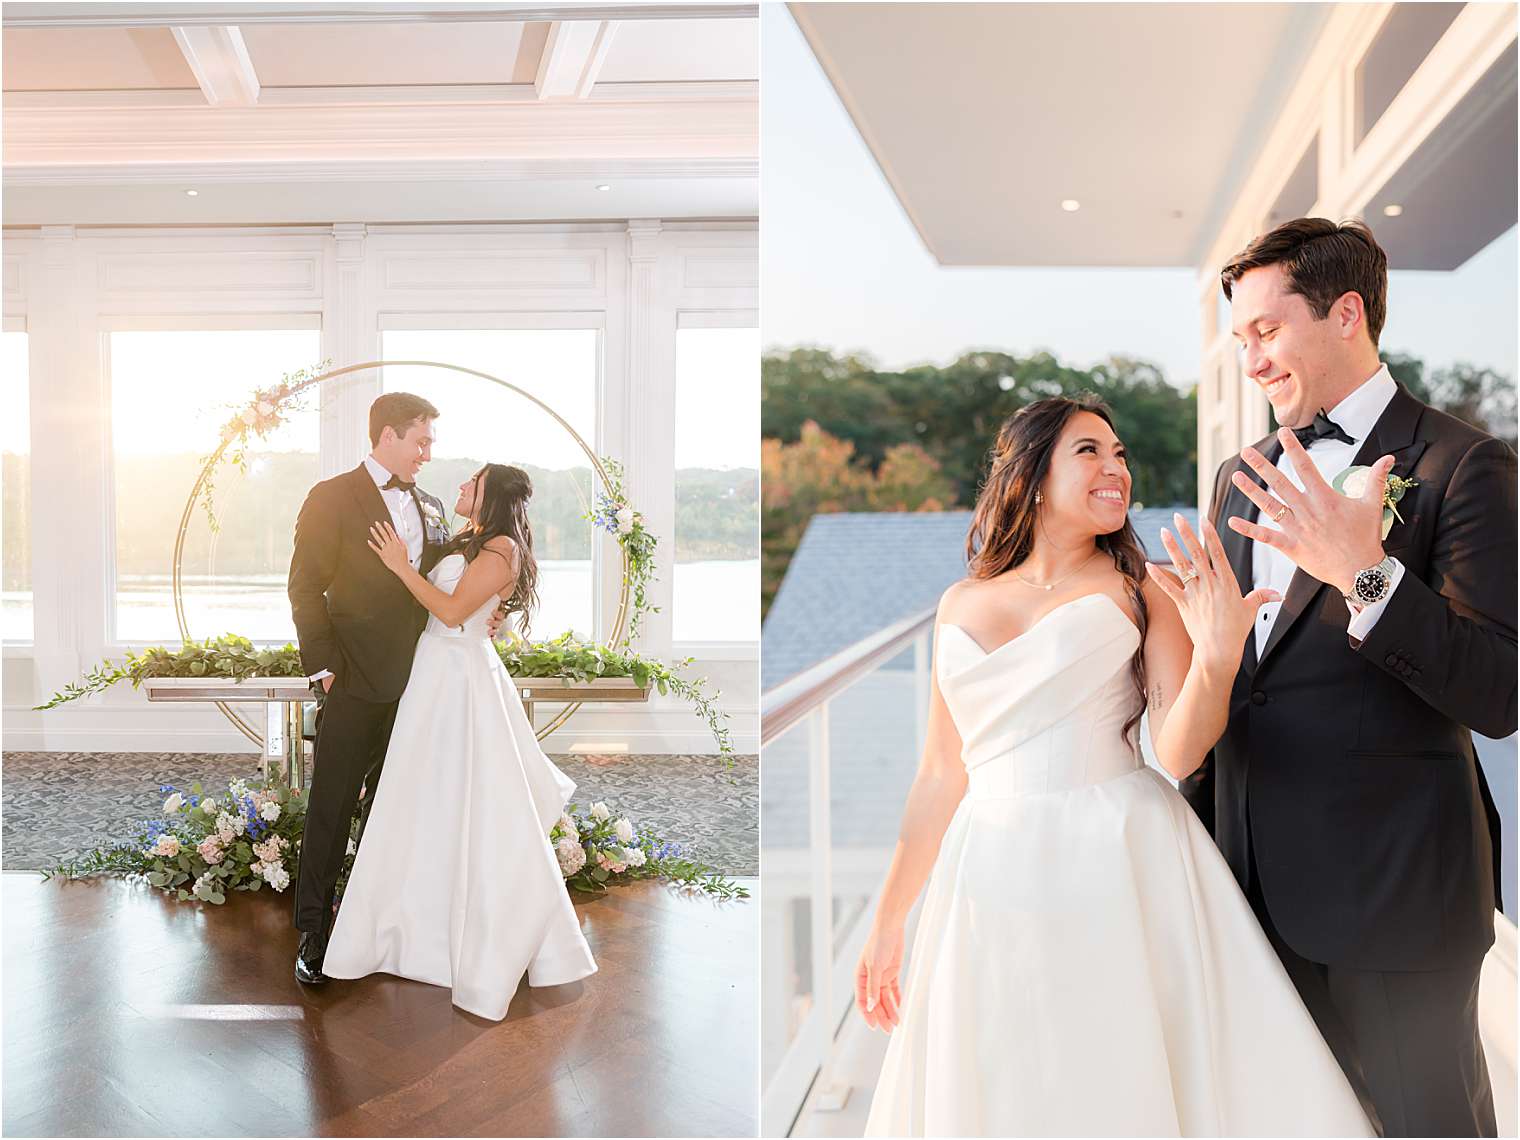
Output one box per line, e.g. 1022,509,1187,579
419,500,447,531
1332,465,1417,540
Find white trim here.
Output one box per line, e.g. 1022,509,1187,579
0,157,759,187
0,80,758,112
2,100,759,168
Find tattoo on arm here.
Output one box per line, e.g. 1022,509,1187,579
1148,681,1164,711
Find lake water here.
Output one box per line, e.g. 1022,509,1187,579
3,559,760,646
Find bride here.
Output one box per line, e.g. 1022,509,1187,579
322,463,597,1019
857,396,1373,1136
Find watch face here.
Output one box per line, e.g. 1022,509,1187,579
1355,568,1390,604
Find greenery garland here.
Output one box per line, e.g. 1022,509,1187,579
36,632,732,754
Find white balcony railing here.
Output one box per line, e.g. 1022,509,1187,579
759,607,934,1137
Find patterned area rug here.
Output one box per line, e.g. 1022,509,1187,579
0,751,757,876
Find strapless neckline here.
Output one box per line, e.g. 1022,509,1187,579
940,591,1137,658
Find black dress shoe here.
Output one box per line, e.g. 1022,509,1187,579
295,930,329,985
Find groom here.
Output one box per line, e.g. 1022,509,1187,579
287,392,452,984
1182,217,1516,1137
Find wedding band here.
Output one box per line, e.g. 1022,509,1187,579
1273,503,1291,522
1180,570,1199,586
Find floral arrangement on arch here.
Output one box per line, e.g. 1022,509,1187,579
199,363,325,534
584,456,659,644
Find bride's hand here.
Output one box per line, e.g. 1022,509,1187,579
1146,514,1280,673
367,521,411,576
855,925,905,1032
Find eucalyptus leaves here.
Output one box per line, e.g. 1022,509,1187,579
33,635,304,710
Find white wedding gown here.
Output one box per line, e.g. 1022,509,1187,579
864,592,1373,1137
324,553,597,1019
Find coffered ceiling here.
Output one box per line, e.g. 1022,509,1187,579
2,1,758,224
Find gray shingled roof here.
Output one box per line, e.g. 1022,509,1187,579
761,506,1198,691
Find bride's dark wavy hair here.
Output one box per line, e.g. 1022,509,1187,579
964,394,1150,740
442,463,540,637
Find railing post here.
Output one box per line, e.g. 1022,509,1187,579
807,700,849,1110
913,628,930,756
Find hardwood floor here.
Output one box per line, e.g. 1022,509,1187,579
1,872,758,1137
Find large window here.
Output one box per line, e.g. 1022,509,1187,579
3,326,30,643
108,324,322,643
673,323,760,643
380,326,601,641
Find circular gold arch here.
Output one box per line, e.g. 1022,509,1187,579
172,359,630,747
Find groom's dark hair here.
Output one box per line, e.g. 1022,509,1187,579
369,392,439,446
1220,217,1388,346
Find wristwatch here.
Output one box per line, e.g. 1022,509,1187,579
1343,555,1398,606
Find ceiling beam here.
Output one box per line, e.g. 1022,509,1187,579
170,25,260,106
534,20,618,101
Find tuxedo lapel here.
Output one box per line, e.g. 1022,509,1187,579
1215,449,1264,674
348,463,390,527
1256,384,1426,672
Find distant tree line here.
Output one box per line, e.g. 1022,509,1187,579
761,345,1514,615
1,454,756,590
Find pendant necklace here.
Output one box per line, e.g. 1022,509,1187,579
1013,547,1102,591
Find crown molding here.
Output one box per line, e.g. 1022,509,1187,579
1,155,757,187
2,98,757,167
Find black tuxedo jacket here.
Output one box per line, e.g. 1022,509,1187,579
287,465,451,704
1180,384,1516,972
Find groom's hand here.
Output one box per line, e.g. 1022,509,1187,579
485,601,508,640
1226,428,1394,595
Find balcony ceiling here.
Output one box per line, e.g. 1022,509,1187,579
791,2,1332,268
2,1,758,224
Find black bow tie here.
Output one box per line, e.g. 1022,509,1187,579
1291,409,1355,448
381,475,416,492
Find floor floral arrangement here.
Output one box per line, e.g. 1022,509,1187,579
45,774,747,903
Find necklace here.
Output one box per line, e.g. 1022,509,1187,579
1012,548,1101,591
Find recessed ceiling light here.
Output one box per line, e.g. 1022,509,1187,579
595,184,612,192
1383,203,1403,217
185,189,199,197
1061,199,1080,212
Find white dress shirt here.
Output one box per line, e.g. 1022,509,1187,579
1250,364,1406,658
363,453,425,570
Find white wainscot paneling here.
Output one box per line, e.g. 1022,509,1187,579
96,250,322,299
679,247,760,291
3,255,25,302
378,249,607,303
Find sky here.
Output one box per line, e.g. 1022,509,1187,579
761,6,1518,388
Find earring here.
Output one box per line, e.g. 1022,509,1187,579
1034,491,1044,504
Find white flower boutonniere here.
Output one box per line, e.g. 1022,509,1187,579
420,500,445,528
1333,465,1417,540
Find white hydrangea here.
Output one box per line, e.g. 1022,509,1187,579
215,812,244,841
555,836,587,877
259,801,280,822
263,863,290,892
625,847,647,867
